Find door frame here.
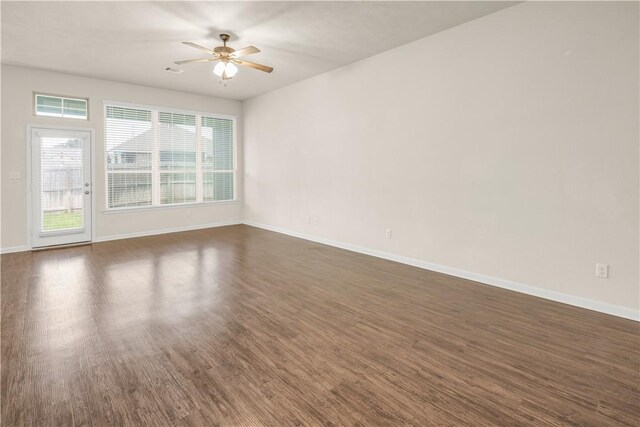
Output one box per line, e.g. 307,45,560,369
26,124,96,249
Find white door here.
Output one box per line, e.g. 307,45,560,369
31,127,92,248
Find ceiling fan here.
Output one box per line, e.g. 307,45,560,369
175,34,273,80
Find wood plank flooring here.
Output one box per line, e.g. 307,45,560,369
2,225,639,426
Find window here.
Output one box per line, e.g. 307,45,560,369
201,116,235,201
158,112,197,205
35,93,88,119
105,103,236,209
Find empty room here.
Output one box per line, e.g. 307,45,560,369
1,1,638,425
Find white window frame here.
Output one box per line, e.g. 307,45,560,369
103,100,238,212
34,92,89,120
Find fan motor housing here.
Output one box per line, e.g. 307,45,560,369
214,46,234,56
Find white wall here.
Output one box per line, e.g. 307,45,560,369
243,2,639,314
1,65,242,249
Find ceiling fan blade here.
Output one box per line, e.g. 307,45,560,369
232,59,273,73
174,57,218,65
230,46,260,58
182,41,214,54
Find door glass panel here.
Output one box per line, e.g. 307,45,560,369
40,136,85,232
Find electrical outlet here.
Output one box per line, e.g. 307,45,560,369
8,171,21,180
312,217,319,225
307,216,311,224
596,263,609,279
385,229,392,239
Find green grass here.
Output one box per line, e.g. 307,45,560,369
42,210,83,231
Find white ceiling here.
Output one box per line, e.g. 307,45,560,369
1,1,517,101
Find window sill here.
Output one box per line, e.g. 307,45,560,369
102,199,239,214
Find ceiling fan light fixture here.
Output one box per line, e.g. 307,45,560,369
213,61,238,79
177,34,272,82
213,61,225,76
225,62,238,78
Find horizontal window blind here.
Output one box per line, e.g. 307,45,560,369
201,116,234,202
105,104,235,209
106,106,153,208
158,112,197,204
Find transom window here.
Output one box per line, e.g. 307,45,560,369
35,93,88,120
104,103,236,210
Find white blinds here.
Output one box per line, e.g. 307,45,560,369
105,104,235,209
105,106,153,208
201,116,234,201
158,112,197,204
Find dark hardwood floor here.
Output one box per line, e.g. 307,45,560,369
2,225,638,426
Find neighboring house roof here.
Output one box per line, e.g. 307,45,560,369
42,147,81,168
110,123,214,154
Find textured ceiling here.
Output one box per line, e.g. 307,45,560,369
1,1,517,100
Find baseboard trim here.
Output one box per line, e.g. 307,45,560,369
4,219,637,321
2,220,243,253
0,245,31,254
243,221,640,322
94,219,243,243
